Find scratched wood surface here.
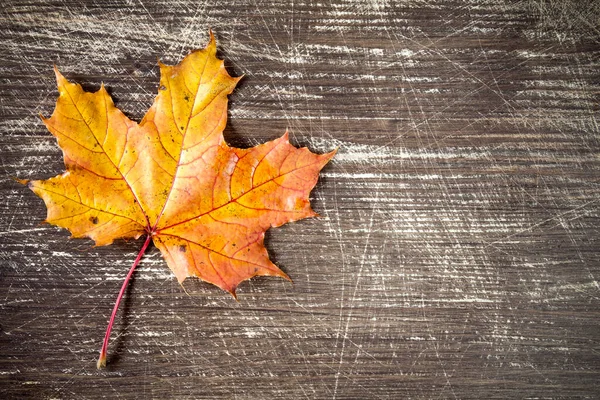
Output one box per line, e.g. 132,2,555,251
1,0,599,398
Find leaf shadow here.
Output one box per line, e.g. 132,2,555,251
262,228,279,265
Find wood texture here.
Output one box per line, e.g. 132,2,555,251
1,0,599,398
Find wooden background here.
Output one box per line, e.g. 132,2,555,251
1,0,599,398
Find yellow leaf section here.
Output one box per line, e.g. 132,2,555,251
153,133,336,295
24,68,148,245
140,31,240,227
27,170,146,246
43,69,135,181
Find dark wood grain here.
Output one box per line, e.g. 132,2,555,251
1,0,599,398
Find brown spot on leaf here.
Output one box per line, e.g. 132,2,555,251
90,216,99,224
179,245,186,253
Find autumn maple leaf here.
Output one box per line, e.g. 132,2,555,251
20,32,335,368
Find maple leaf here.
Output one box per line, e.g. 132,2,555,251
20,32,335,368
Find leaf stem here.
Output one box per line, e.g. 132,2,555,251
97,234,152,369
